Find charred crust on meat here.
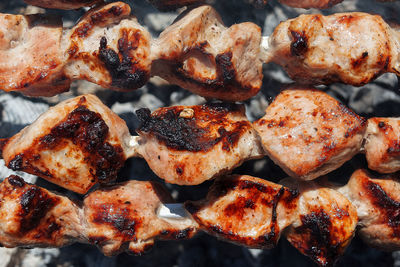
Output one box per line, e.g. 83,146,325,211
88,236,108,245
290,31,308,57
351,51,369,69
160,228,194,240
136,104,251,152
8,154,23,171
8,175,26,188
215,51,235,83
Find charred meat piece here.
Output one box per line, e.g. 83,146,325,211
283,178,358,267
83,180,197,256
0,175,82,248
339,169,400,250
364,118,400,173
253,88,366,180
0,13,70,97
24,0,101,9
0,95,130,194
267,13,400,86
151,5,263,101
135,104,264,185
185,175,299,248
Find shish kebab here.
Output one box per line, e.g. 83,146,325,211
1,2,399,101
0,169,399,266
1,89,399,194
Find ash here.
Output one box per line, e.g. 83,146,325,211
0,0,400,266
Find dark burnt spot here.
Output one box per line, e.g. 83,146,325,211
365,180,400,237
215,51,235,83
8,175,26,188
378,121,386,129
92,203,140,239
19,187,59,233
162,228,195,240
223,196,256,220
175,165,184,176
136,104,249,152
290,31,308,57
8,154,23,171
351,51,369,69
88,235,108,245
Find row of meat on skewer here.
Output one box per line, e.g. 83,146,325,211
1,2,399,100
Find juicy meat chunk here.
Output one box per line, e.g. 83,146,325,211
24,0,101,9
185,175,299,248
253,88,366,180
135,103,264,185
1,95,130,194
279,0,343,8
83,180,197,256
283,178,358,266
0,13,70,96
0,175,82,248
267,13,400,86
64,2,152,91
364,118,400,173
339,169,400,250
151,5,263,101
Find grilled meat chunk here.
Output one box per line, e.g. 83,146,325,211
364,118,400,173
267,13,400,86
185,175,299,248
0,13,69,96
24,0,101,9
0,175,82,248
151,5,263,101
283,178,358,266
0,95,129,194
135,104,264,185
147,0,204,10
83,180,197,256
339,169,400,250
278,0,343,8
253,88,366,180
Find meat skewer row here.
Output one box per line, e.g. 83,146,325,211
1,88,399,194
1,3,399,101
0,169,399,266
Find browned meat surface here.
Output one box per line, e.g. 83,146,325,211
83,180,197,256
0,13,70,97
283,178,358,266
151,5,263,101
0,175,82,248
339,169,400,250
267,13,400,86
279,0,343,8
24,0,101,9
253,88,366,180
0,95,130,194
364,118,400,173
135,104,264,185
185,175,299,248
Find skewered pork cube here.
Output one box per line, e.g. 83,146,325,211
267,13,400,86
0,175,82,248
24,0,101,9
0,95,130,194
83,180,198,256
63,2,152,91
283,178,358,266
339,169,400,250
151,5,263,101
135,103,264,185
253,88,366,180
185,175,299,248
0,13,70,96
364,118,400,173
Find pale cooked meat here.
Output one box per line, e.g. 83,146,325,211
151,5,263,101
0,14,70,97
83,180,197,256
339,169,400,250
253,88,366,180
283,178,358,266
278,0,343,8
63,2,152,91
24,0,101,9
0,94,130,194
185,175,299,248
0,175,82,248
135,104,264,185
267,13,400,86
147,0,204,10
364,118,400,173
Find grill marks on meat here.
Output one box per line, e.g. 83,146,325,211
253,88,366,180
1,95,129,194
135,103,264,185
185,175,299,248
268,13,400,86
